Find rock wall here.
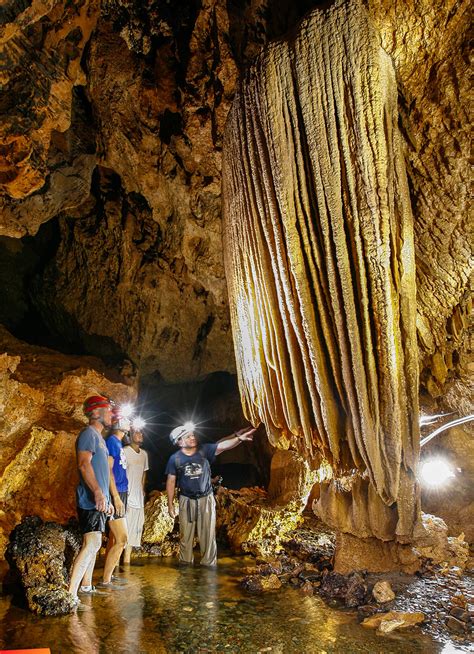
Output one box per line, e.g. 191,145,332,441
0,0,471,395
0,326,135,557
0,0,471,555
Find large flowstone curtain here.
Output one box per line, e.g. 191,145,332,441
222,0,421,542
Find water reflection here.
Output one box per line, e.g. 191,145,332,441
0,557,469,653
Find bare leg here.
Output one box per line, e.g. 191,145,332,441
80,554,97,588
69,532,102,598
103,518,128,583
123,545,132,564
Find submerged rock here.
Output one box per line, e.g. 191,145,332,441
240,573,282,593
372,581,395,604
319,572,368,608
362,611,425,633
5,516,81,615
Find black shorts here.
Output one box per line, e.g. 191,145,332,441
111,491,128,520
78,507,107,534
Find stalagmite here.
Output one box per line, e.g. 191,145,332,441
223,0,421,545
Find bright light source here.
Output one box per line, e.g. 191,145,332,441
132,417,146,431
183,421,196,432
120,403,134,418
420,458,454,487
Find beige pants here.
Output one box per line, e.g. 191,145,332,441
178,494,217,566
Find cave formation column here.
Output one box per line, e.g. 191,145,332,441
222,0,422,553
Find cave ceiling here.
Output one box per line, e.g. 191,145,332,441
0,0,471,396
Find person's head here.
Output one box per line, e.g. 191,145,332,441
131,429,144,446
83,395,113,427
169,424,197,449
110,405,131,435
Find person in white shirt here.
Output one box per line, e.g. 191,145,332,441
123,429,149,563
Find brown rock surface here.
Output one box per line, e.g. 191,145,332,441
142,491,177,545
5,516,80,615
0,0,99,208
216,450,317,556
0,326,135,557
362,610,425,632
0,0,471,559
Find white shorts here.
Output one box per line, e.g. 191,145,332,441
125,506,145,547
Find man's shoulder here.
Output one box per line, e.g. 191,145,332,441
201,443,218,457
106,435,120,452
77,426,99,446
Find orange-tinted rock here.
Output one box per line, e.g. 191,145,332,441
0,326,135,557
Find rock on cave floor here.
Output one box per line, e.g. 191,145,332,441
0,556,469,654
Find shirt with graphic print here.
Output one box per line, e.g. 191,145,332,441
106,434,128,493
165,443,218,499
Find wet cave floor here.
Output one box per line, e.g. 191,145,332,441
0,556,471,654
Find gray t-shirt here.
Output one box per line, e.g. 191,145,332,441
76,426,110,510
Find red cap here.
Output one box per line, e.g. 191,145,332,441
83,395,111,416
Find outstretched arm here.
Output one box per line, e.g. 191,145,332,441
215,427,257,455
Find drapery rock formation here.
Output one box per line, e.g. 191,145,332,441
0,0,471,565
223,0,421,547
0,326,135,555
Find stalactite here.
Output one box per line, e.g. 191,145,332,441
223,0,421,542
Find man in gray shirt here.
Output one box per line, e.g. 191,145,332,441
68,395,113,606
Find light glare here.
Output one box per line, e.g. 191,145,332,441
132,417,146,431
183,421,196,432
121,403,134,418
420,458,454,487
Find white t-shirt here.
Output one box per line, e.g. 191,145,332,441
124,446,149,508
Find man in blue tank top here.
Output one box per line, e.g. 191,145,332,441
166,423,256,567
99,406,131,587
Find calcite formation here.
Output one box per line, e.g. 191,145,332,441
142,491,177,546
0,326,135,556
223,0,420,544
216,450,317,556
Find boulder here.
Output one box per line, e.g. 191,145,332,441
5,516,81,615
372,581,395,604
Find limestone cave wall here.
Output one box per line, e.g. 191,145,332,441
0,326,135,556
0,0,471,550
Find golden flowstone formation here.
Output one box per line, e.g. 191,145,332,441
223,0,421,543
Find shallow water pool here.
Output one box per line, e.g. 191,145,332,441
0,556,468,653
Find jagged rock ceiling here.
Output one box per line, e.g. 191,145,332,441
0,0,471,388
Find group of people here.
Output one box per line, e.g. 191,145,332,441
69,394,256,609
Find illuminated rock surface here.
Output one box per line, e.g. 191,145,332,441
0,326,135,556
223,0,421,545
216,450,317,556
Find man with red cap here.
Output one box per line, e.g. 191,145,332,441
68,395,113,607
